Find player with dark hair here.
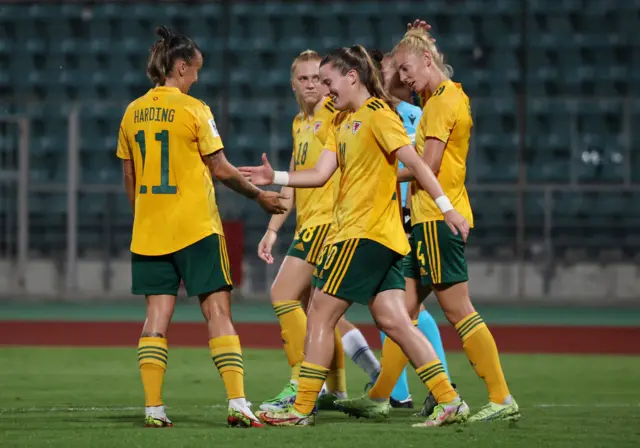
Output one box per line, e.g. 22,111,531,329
241,45,471,428
116,25,286,428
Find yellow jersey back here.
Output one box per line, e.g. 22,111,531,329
292,97,336,230
327,98,411,256
116,86,225,256
411,80,474,227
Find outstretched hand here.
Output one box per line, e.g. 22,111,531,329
239,153,275,186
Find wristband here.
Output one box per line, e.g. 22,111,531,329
267,227,278,234
435,195,453,214
273,171,290,186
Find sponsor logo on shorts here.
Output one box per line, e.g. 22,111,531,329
295,242,305,251
420,267,428,276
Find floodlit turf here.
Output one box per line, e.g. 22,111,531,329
1,348,639,447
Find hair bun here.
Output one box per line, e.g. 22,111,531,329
156,25,173,42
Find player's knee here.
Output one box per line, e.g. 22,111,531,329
269,281,280,304
269,278,295,304
407,306,421,321
199,294,232,324
146,299,173,320
204,301,231,321
442,297,475,325
375,314,407,341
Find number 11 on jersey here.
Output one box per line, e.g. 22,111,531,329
134,130,177,195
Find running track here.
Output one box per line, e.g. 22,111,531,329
1,321,638,354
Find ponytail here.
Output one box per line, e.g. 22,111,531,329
146,25,201,86
351,45,395,109
320,45,396,110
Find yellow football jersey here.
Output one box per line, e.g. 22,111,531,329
411,80,474,227
320,110,351,248
292,97,337,230
116,86,225,256
325,98,411,256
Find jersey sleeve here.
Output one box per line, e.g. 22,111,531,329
195,103,224,156
425,95,457,143
371,108,412,155
323,122,338,153
115,118,131,160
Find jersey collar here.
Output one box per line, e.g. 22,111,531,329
151,86,181,94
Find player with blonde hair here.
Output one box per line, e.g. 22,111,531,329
257,49,378,412
241,45,471,428
116,25,287,428
360,48,453,410
339,27,520,423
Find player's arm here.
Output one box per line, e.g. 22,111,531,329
204,150,261,199
115,122,136,214
398,137,443,181
396,145,468,241
122,160,136,213
373,108,468,240
422,93,455,175
396,145,446,207
241,117,339,188
240,149,337,188
203,151,288,214
256,156,296,264
265,155,296,233
398,165,413,182
196,104,287,213
422,138,445,175
278,149,337,187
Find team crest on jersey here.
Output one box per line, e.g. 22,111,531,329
352,121,362,134
314,121,322,134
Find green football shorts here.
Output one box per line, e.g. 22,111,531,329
131,233,232,297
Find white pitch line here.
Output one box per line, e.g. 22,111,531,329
1,403,638,414
0,404,227,413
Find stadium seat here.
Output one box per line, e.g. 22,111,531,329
0,1,635,258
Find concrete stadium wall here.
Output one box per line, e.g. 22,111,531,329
1,258,639,304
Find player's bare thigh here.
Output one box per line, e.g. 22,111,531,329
270,255,315,304
304,288,351,365
405,276,432,320
433,281,475,325
142,294,176,337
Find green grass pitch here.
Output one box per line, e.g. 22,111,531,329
1,347,639,447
